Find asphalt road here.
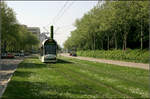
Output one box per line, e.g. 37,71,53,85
0,57,24,98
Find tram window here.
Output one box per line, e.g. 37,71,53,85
44,45,56,54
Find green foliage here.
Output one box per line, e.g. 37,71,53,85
0,2,39,52
64,1,149,50
77,49,149,63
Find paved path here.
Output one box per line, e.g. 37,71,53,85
0,57,24,98
61,53,149,70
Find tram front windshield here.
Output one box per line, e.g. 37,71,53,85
44,45,56,54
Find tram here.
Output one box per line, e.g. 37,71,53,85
40,26,57,62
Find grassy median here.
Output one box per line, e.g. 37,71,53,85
2,56,149,99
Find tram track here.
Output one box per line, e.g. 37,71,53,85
54,61,133,98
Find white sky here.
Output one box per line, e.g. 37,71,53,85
6,1,99,47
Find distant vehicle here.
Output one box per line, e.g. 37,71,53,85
24,52,30,56
69,47,77,57
69,51,77,57
1,53,7,58
1,53,14,59
40,26,57,63
7,53,15,58
15,53,20,56
20,53,24,57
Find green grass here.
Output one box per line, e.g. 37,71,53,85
77,49,149,63
2,56,149,99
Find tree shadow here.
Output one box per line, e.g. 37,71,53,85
2,80,97,99
13,71,34,78
45,59,73,64
19,62,46,69
18,58,73,69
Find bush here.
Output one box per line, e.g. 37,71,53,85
77,49,149,63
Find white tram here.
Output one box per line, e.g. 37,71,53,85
40,26,57,62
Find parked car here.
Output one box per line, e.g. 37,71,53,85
1,53,14,59
15,53,20,56
20,52,24,57
69,51,77,57
1,53,7,59
24,52,30,56
7,53,15,58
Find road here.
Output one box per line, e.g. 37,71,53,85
0,57,24,98
60,53,149,70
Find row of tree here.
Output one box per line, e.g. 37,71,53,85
0,2,39,53
64,1,149,50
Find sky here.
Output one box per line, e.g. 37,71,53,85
6,1,99,47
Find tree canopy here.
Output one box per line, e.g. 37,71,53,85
64,1,149,50
0,2,39,53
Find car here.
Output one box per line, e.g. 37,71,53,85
15,53,20,56
69,53,72,56
1,53,7,59
72,53,77,56
69,51,77,57
24,52,30,56
7,53,15,58
20,53,24,57
1,53,14,59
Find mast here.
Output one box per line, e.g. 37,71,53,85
50,25,53,39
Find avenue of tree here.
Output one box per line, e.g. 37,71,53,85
0,2,39,53
64,1,149,50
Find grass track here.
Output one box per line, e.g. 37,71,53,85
2,56,149,99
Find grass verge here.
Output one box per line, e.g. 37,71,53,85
77,49,149,63
2,56,149,99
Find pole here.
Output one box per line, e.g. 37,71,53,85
0,0,2,60
50,25,53,39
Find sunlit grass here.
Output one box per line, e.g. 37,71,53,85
2,56,149,99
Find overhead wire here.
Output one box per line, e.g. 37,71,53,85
42,1,74,35
53,1,74,34
52,0,69,25
43,1,69,33
54,1,74,25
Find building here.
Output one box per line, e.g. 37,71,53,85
27,27,40,40
20,25,41,40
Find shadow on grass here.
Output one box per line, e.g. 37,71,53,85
49,59,73,64
18,62,46,69
13,71,34,78
2,80,96,99
18,58,73,69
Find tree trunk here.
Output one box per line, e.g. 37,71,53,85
94,34,95,50
107,36,109,50
4,41,7,53
122,39,125,50
114,30,117,49
125,35,127,50
101,40,103,49
123,24,128,50
123,33,127,50
140,19,143,50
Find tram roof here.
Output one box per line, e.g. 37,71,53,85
41,39,57,46
42,39,48,45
